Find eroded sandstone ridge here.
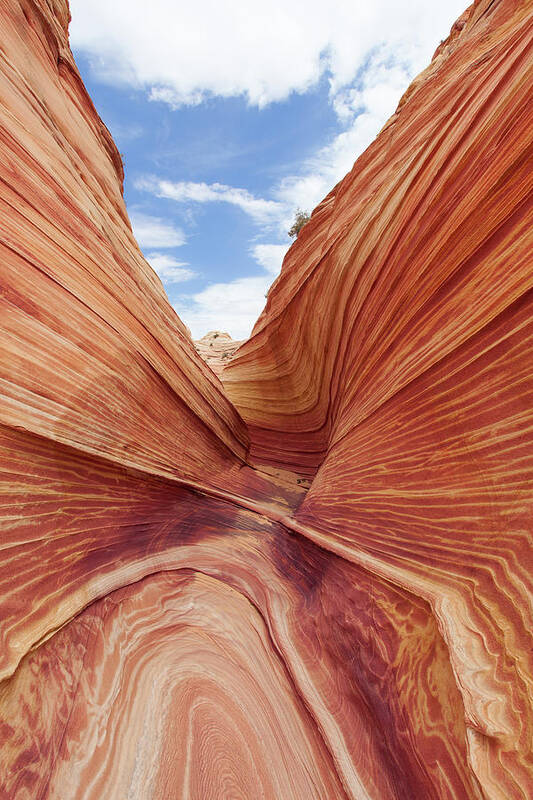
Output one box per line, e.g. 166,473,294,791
194,331,243,377
0,0,532,798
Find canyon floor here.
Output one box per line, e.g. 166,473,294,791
0,0,532,798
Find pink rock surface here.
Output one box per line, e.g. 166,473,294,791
194,331,243,377
0,1,532,798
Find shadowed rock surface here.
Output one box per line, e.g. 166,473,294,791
0,0,532,798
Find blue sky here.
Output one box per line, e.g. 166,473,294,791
69,0,465,339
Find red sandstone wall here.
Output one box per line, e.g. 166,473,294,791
0,0,532,798
0,0,249,484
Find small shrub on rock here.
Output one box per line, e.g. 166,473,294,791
288,209,310,238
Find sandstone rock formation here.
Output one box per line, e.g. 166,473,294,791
194,331,243,377
0,1,532,798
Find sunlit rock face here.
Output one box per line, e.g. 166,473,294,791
194,331,243,377
0,1,532,798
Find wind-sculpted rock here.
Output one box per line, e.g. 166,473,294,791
0,0,531,798
194,331,243,377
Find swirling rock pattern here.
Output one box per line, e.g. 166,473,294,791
194,331,243,377
0,0,532,798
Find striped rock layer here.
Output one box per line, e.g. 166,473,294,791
0,1,532,798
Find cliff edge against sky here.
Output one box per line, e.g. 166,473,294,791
0,0,532,798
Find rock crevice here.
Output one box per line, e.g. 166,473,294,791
0,0,532,797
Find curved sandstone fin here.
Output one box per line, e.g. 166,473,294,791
0,0,532,798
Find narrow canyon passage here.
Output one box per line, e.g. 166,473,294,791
0,0,532,798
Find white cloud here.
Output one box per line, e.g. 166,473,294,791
134,49,421,341
148,86,204,109
129,211,186,249
131,42,456,344
174,242,288,339
146,252,196,283
172,242,289,339
73,0,468,339
133,51,429,238
174,275,271,340
274,51,415,219
135,177,282,225
251,243,288,275
69,0,465,109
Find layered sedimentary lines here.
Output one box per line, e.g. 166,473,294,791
0,0,532,798
0,0,248,482
194,331,243,377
